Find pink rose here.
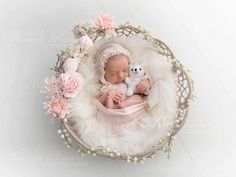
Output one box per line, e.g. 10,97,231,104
79,35,93,52
63,58,78,72
42,76,61,96
60,72,84,98
43,97,69,118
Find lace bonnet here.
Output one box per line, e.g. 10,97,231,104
96,42,131,85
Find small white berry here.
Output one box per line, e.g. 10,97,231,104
63,118,68,122
175,120,180,123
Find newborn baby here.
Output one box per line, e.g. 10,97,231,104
96,43,151,109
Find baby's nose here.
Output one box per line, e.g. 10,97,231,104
118,72,124,78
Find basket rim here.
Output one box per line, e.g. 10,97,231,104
53,22,195,163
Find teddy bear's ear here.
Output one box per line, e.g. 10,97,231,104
139,63,144,67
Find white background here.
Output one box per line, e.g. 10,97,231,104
1,0,236,176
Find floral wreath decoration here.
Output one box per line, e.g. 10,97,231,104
41,14,196,164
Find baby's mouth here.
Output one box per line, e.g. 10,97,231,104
116,79,123,84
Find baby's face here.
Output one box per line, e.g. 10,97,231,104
104,55,129,84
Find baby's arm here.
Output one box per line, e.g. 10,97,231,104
98,91,109,105
98,90,124,105
136,79,151,95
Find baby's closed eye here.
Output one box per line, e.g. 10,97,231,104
123,69,128,73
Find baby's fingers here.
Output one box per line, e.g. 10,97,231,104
137,83,143,90
137,85,144,93
140,87,146,93
113,97,119,102
115,92,124,98
114,94,124,102
114,96,122,102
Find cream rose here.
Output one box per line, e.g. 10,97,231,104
79,35,93,52
63,58,79,72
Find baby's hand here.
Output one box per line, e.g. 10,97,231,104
108,91,124,103
136,80,151,95
125,77,130,84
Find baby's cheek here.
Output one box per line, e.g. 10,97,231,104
104,74,116,83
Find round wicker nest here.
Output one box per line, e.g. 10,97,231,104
48,21,195,163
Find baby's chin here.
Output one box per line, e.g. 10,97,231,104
114,80,124,84
106,79,125,84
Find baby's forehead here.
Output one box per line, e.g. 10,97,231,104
108,54,129,61
105,55,129,71
106,55,129,66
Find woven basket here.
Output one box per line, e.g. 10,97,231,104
52,22,195,163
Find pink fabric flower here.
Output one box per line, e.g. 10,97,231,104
43,97,70,118
79,35,93,52
60,72,84,98
94,14,117,37
42,76,61,96
63,58,78,72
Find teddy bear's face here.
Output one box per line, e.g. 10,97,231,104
129,64,145,78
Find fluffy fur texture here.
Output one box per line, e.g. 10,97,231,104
68,37,177,155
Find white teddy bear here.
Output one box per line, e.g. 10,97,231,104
125,64,148,96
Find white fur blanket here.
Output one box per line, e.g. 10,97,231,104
68,37,177,155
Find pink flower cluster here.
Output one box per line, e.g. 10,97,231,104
43,76,62,96
43,58,84,119
68,43,81,58
42,13,117,120
94,13,117,37
68,35,93,58
43,97,69,118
